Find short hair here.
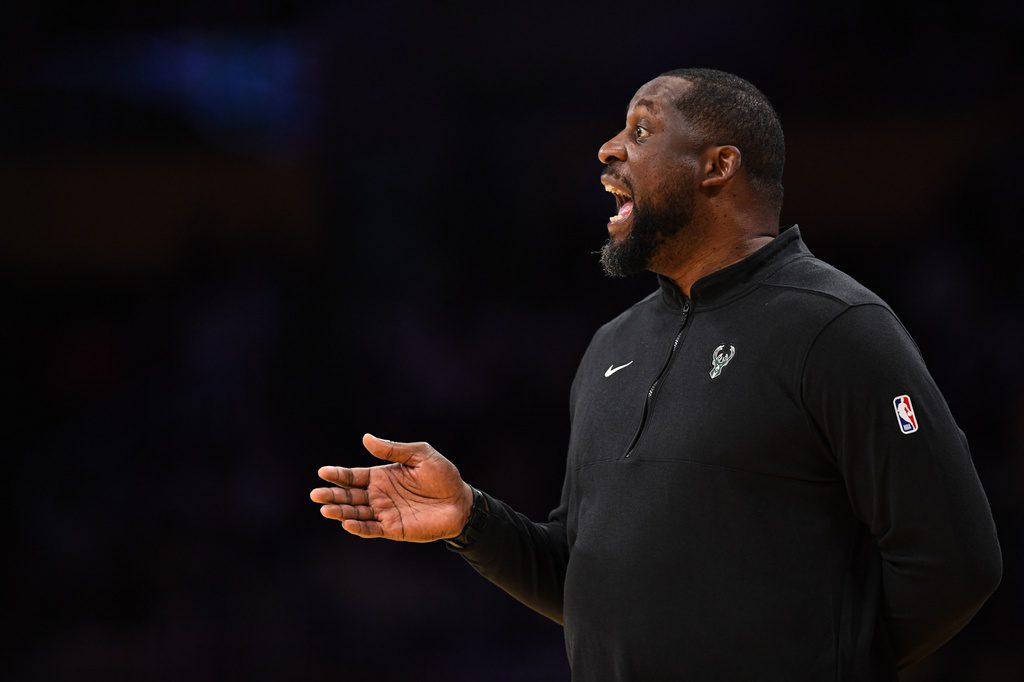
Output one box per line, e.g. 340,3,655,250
660,68,785,207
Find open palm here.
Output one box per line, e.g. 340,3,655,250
310,434,472,542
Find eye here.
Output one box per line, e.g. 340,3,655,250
634,125,650,142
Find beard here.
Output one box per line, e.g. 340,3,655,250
599,182,696,277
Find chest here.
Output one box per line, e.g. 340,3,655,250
567,302,836,482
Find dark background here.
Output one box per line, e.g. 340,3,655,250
4,1,1022,680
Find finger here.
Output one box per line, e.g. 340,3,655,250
310,487,370,505
341,519,387,538
362,433,427,466
318,466,370,488
320,504,376,521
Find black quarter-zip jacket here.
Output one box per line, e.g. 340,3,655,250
451,226,1001,681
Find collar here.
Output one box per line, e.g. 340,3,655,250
657,225,810,311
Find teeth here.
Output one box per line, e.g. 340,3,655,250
603,184,630,199
609,214,624,223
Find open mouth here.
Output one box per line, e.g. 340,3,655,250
602,180,634,226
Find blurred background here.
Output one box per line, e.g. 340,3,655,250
4,1,1021,680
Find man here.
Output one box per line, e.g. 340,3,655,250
310,69,1001,680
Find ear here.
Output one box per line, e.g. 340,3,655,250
699,145,742,189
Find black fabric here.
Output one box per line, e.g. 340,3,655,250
449,226,1001,681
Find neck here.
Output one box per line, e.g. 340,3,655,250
655,212,779,297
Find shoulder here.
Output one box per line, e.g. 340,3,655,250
780,260,927,384
757,254,909,345
747,253,929,384
762,253,889,309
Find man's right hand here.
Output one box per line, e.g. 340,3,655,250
310,434,473,542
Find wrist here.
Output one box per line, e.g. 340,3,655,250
445,485,490,549
456,481,473,531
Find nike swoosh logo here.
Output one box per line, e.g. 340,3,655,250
604,361,634,377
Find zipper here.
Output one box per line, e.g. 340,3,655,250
624,300,691,458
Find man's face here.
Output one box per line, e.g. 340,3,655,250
597,77,705,277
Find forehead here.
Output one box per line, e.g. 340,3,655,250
626,76,693,116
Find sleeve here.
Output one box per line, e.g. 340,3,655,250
445,469,571,624
801,303,1002,668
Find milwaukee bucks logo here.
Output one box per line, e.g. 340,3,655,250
709,344,736,379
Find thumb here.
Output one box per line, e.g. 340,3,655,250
362,433,427,466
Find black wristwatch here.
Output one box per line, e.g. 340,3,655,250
445,486,490,549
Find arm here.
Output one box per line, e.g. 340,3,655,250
445,469,571,624
801,304,1002,668
310,433,571,623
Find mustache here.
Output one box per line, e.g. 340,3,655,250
600,164,634,194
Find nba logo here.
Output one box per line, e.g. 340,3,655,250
893,395,919,434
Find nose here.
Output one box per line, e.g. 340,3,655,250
598,131,627,165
